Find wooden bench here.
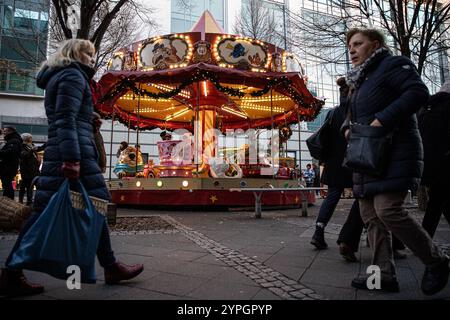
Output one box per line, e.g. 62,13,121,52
229,187,326,218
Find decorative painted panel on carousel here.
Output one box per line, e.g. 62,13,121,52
139,35,193,70
213,36,271,71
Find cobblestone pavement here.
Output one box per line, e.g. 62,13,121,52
160,216,323,300
1,198,449,300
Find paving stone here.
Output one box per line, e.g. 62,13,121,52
260,282,275,288
290,290,306,299
300,288,315,295
272,280,285,288
283,279,299,286
268,287,285,296
281,285,295,292
292,283,306,290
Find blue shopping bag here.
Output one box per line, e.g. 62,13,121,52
8,179,105,284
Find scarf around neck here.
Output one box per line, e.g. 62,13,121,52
346,48,390,89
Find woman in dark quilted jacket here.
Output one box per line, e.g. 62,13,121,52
0,39,143,298
343,28,448,295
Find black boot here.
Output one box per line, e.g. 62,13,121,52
311,224,328,250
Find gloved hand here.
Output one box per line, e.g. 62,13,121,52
61,161,80,180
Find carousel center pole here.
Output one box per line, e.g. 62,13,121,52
136,84,141,176
296,108,302,170
195,81,200,177
108,107,115,181
127,112,131,144
270,88,275,181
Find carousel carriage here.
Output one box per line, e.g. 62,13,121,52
95,11,324,207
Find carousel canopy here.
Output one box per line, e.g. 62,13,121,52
95,11,324,132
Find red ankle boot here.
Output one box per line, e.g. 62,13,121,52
0,268,44,298
104,262,144,285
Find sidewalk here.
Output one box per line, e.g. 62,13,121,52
1,199,449,300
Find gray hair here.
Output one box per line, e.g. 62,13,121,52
21,133,33,143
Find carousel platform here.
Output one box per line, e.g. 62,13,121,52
107,177,315,207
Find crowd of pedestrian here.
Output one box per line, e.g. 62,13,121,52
0,26,449,299
307,27,450,295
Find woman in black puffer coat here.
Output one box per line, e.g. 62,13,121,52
0,40,143,298
344,28,448,295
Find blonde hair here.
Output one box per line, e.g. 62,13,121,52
42,39,95,70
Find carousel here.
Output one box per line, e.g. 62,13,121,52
95,11,324,208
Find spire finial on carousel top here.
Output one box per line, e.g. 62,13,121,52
190,10,225,40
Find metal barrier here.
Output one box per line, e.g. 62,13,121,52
229,187,326,218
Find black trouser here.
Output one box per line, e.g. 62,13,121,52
337,200,363,252
5,211,116,270
19,177,34,205
1,175,15,199
422,184,450,238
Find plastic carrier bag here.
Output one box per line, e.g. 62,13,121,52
8,179,105,284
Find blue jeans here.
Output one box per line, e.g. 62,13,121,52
316,186,344,225
5,211,116,269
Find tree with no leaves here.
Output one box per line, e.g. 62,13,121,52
233,0,279,45
50,0,157,70
288,0,450,84
4,0,157,75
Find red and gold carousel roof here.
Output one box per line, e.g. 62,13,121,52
95,11,324,131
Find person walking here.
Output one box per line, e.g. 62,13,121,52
18,133,40,205
310,78,362,262
312,163,321,196
311,78,407,262
343,28,449,294
418,81,450,238
0,126,22,199
0,39,143,298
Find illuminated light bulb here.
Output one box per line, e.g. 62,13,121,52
182,181,189,188
136,181,141,187
157,180,163,188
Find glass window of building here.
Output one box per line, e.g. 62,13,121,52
0,0,49,96
171,0,225,33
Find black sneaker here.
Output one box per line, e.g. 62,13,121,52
311,226,328,250
351,276,400,293
421,256,450,296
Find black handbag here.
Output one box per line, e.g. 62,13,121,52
306,109,335,161
343,123,393,176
